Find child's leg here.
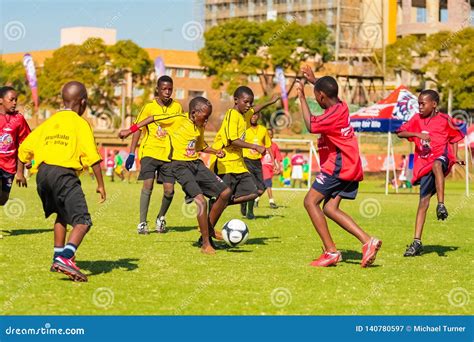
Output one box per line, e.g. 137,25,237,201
303,188,337,252
267,187,273,201
54,216,67,251
232,193,258,204
209,188,231,231
139,178,154,223
194,194,214,254
432,160,445,204
322,196,370,244
0,177,11,205
414,195,431,240
157,182,174,218
0,191,9,206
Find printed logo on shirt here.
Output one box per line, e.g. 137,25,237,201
185,140,197,157
156,126,167,139
340,125,353,138
240,132,246,141
420,130,432,159
315,173,327,185
0,133,13,153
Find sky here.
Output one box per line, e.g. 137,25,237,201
1,0,203,54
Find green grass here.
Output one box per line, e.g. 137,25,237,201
1,177,473,315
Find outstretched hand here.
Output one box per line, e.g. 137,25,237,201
301,65,317,84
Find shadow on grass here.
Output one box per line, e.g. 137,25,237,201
340,249,381,267
251,214,285,219
422,245,459,257
166,226,196,233
77,258,139,275
3,228,52,236
246,236,280,245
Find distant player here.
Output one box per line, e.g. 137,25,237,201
18,81,106,282
0,86,30,206
126,76,183,234
241,110,275,219
257,128,282,209
291,149,306,188
296,65,382,267
120,97,231,254
114,150,125,181
397,90,464,257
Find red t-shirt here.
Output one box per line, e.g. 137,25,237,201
310,101,363,181
291,154,305,166
0,112,31,174
397,112,464,184
262,142,282,180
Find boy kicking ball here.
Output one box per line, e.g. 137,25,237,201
397,90,465,257
19,81,106,282
297,65,382,268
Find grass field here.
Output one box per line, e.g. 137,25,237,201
0,176,472,315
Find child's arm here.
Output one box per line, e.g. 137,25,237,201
452,143,466,165
119,116,157,139
230,139,266,155
15,159,27,188
252,94,280,113
397,131,430,141
301,65,318,85
296,80,312,132
91,161,106,203
202,146,226,158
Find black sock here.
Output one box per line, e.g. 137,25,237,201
53,246,64,259
60,243,77,259
140,188,152,223
158,194,173,218
247,200,255,215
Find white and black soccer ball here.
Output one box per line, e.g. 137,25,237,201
222,219,249,247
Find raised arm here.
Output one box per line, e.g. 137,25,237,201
295,80,312,132
253,94,280,114
301,65,318,85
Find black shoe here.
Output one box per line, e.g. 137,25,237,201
436,203,448,220
246,212,255,220
269,202,278,209
240,203,247,217
403,240,423,257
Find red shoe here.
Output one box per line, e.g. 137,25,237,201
310,251,342,267
51,256,88,282
361,237,382,268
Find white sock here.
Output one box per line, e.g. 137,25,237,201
269,198,275,204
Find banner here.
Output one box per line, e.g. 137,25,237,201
154,57,165,80
275,67,289,115
22,53,39,111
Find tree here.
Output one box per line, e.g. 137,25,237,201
198,19,332,96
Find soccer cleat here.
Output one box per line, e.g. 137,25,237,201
50,255,75,272
155,216,167,233
404,240,423,257
436,203,448,220
310,251,342,267
246,212,255,220
137,222,149,235
51,256,87,282
361,237,382,267
240,203,247,217
254,199,259,208
269,202,278,209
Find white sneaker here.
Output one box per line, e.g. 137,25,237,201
137,222,149,235
155,216,167,233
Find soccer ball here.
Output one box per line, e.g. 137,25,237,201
222,219,249,247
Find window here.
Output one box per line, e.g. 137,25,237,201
248,74,259,83
175,68,185,77
175,88,185,99
189,70,205,79
416,7,426,23
165,68,172,76
188,90,206,98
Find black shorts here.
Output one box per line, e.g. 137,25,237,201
219,172,258,199
0,168,14,193
172,160,227,201
311,172,359,200
138,157,175,184
36,164,92,227
244,158,266,191
419,156,449,198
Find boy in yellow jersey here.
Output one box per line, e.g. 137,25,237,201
18,81,106,282
241,111,275,219
126,76,183,234
211,86,278,208
120,97,231,254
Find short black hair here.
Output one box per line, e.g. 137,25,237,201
0,86,16,98
314,76,338,99
157,75,173,86
189,96,212,112
420,89,439,104
233,86,254,99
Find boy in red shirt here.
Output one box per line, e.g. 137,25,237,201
296,66,382,267
0,86,30,206
258,128,281,208
397,90,464,257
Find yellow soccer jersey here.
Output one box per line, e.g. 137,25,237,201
18,110,101,171
151,114,206,161
211,108,249,174
134,99,183,162
242,124,271,160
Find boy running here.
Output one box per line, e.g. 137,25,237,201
120,97,231,254
18,81,106,282
397,90,465,257
297,65,382,267
126,76,182,234
0,86,30,205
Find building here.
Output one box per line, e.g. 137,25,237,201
397,0,474,37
